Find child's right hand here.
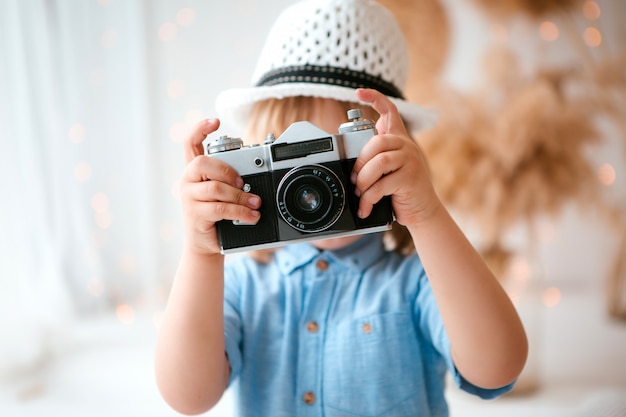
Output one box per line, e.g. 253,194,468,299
179,119,262,255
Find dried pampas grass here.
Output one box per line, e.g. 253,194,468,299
419,48,605,277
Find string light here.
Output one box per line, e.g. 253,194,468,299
539,21,559,42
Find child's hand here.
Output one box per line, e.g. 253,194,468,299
179,119,262,255
352,88,442,228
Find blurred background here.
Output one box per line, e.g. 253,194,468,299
0,0,625,416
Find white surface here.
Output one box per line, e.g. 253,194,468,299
1,287,625,417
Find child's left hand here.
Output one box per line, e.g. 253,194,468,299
351,88,442,228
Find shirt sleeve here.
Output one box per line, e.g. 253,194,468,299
223,259,245,386
414,264,515,399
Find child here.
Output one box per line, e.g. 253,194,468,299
155,1,528,416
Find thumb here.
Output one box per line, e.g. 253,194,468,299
355,88,408,136
184,118,220,165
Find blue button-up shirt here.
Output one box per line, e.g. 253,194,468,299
223,233,513,417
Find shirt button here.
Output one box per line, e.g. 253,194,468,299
316,259,329,271
303,391,316,405
362,322,372,334
306,321,319,333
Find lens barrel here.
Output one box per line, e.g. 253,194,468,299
276,165,345,232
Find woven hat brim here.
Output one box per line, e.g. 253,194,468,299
215,83,437,135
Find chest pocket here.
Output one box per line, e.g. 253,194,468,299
322,311,423,417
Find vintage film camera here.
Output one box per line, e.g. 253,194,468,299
205,109,394,254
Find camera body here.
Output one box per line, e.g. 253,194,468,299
205,109,394,254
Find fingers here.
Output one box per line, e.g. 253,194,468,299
184,154,244,189
189,197,261,225
184,119,220,164
355,88,408,136
350,133,419,219
181,154,261,224
355,174,399,219
182,173,262,225
186,180,261,211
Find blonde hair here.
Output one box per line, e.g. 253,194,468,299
244,96,415,262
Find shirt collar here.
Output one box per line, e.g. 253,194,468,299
276,232,387,275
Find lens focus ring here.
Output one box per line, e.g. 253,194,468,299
276,165,345,233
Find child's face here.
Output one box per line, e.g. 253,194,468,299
306,98,366,251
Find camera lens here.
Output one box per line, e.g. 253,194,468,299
276,165,345,233
296,187,321,213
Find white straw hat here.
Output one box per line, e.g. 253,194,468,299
215,0,436,133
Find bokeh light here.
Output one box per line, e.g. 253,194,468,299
69,124,86,143
158,22,177,42
542,287,562,308
583,27,602,47
75,162,92,182
116,304,136,325
597,163,616,186
510,256,531,283
539,21,559,42
91,192,110,214
176,8,196,27
582,1,601,20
